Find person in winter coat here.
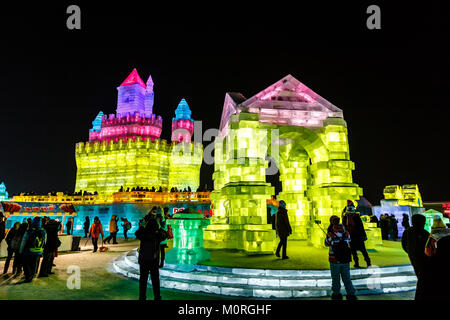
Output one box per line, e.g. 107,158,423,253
342,200,371,268
38,219,60,277
121,217,131,240
66,218,73,235
325,215,357,300
19,217,47,282
390,214,398,240
104,215,119,244
401,214,429,278
135,213,162,300
0,212,6,244
402,213,411,231
275,200,292,260
88,217,104,253
83,216,90,238
3,222,20,274
156,207,169,268
12,222,28,275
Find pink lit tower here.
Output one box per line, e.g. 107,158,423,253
75,69,203,194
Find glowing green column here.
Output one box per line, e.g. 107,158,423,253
166,211,210,265
204,112,275,254
278,150,310,240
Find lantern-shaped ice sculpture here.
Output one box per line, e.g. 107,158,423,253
165,209,210,265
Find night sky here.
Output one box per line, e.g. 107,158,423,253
0,3,448,204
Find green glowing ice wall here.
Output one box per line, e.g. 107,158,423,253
166,212,210,265
205,113,362,253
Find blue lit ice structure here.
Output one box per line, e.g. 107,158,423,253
372,199,425,238
165,210,210,265
89,111,104,132
172,98,192,121
0,182,8,201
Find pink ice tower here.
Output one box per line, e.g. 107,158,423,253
171,98,194,143
89,68,163,143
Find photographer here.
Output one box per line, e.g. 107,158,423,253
135,212,164,300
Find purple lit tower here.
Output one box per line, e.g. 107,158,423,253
76,68,203,194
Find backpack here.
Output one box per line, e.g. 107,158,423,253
27,230,45,254
125,222,132,230
332,239,352,263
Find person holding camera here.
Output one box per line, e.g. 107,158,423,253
135,212,166,300
326,215,357,300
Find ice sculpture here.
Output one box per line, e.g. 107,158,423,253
165,209,211,265
373,184,425,238
204,75,363,253
0,181,8,201
75,69,202,194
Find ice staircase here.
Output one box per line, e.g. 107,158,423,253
112,249,417,298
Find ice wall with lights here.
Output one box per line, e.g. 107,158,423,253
75,69,202,194
205,75,363,253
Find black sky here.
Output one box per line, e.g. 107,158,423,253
0,2,448,204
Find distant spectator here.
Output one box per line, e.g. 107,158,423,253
88,217,104,253
83,216,90,238
19,217,46,282
0,212,6,243
105,215,119,244
402,213,411,230
66,218,73,235
3,222,20,274
121,217,132,240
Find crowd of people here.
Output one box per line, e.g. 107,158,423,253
402,214,450,299
0,213,61,283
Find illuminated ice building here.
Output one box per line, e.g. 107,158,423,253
75,69,203,194
204,75,365,252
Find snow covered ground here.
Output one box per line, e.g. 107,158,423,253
0,238,414,300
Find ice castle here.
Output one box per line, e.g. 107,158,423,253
75,69,203,194
0,181,8,201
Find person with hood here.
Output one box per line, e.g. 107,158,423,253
135,213,162,300
88,216,104,253
424,216,450,257
275,200,292,260
121,217,131,240
83,216,90,238
325,215,357,300
3,222,20,274
38,219,60,277
342,200,371,268
104,215,119,244
0,212,6,244
401,214,429,278
12,222,28,275
19,217,47,282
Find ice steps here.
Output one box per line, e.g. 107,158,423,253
112,250,417,298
